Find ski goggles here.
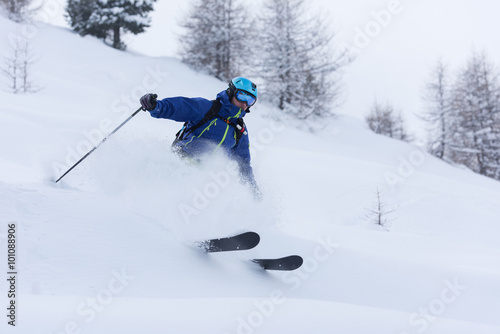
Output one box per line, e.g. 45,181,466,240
235,90,257,107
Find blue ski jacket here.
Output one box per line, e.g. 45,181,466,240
147,90,257,188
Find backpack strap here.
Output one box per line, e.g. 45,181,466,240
216,116,246,150
172,99,246,150
172,100,222,145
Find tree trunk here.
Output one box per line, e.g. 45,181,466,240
113,25,121,50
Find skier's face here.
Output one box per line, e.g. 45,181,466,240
231,96,249,111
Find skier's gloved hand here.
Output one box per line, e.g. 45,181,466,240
140,93,158,111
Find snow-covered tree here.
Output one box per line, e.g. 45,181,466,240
0,0,32,21
256,0,346,120
365,100,411,142
421,60,453,159
66,0,103,39
178,0,253,81
449,51,500,179
1,43,20,93
66,0,156,50
1,35,39,94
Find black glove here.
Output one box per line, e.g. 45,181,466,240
140,93,158,111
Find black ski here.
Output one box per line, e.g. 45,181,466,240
252,255,303,271
198,231,260,253
196,232,302,271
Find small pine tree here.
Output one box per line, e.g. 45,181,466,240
365,188,397,230
1,42,20,94
66,0,156,50
365,100,411,142
1,35,40,94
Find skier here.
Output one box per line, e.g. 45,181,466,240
139,77,261,199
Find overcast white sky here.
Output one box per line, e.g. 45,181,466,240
45,0,500,140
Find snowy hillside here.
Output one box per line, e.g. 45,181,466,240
1,18,500,334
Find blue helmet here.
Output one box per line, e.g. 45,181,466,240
227,77,258,107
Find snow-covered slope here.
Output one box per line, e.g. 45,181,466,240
1,18,500,334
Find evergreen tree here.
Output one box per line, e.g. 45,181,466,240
66,0,103,39
256,0,346,120
66,0,156,50
365,100,411,142
179,0,253,81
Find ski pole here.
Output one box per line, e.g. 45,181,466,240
55,106,143,183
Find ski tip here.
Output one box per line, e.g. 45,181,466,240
244,231,260,244
252,255,303,271
283,255,303,270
